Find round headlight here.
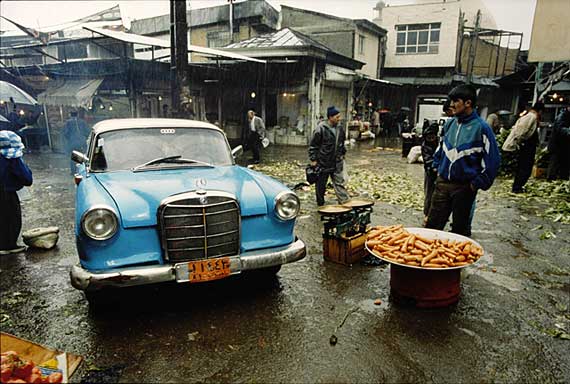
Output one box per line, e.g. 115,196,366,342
274,191,300,221
81,207,118,240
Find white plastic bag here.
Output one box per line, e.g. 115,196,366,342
407,145,423,163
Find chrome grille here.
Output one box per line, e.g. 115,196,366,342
158,191,240,262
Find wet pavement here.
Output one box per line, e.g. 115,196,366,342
1,138,569,383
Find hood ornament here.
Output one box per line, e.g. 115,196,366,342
196,178,207,188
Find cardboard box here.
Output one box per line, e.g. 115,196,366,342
532,166,546,179
323,232,367,266
0,332,82,382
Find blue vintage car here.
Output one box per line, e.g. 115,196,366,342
69,119,306,302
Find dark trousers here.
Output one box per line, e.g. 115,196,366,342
0,189,22,251
547,148,570,180
423,170,437,216
512,141,537,192
315,167,350,207
426,177,477,237
248,132,261,162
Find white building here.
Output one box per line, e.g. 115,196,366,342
373,0,521,125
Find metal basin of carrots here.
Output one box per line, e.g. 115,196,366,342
365,226,485,307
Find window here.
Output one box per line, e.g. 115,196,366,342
358,34,365,55
396,23,441,54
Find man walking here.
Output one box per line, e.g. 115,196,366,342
308,106,350,207
246,110,265,164
502,102,544,193
426,84,500,236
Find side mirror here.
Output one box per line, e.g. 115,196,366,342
71,150,89,164
231,145,243,159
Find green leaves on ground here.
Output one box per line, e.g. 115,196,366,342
251,161,424,210
493,179,570,225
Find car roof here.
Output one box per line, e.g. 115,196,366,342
92,118,223,134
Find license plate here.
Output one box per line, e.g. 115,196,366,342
185,257,231,283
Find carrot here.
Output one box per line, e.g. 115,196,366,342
415,235,435,244
421,249,438,266
415,240,430,251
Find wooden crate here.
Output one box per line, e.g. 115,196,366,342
323,232,367,266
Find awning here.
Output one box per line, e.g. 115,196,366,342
37,78,103,108
84,26,266,64
382,76,452,86
0,80,38,105
356,74,402,86
325,64,356,83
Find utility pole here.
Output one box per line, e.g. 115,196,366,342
466,10,481,85
170,0,189,117
228,0,234,44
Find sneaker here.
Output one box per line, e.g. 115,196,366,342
0,245,27,255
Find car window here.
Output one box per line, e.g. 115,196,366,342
90,127,232,171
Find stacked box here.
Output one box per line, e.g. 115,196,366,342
323,232,367,266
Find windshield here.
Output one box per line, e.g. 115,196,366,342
89,127,233,171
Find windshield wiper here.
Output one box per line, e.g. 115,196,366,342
132,155,213,171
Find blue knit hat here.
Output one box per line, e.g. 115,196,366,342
327,106,340,118
0,130,24,159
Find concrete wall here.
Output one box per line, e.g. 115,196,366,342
379,1,461,68
528,0,570,62
281,7,383,78
354,27,380,78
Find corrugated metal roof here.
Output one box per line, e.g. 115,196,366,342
84,27,265,64
225,28,331,52
382,77,452,86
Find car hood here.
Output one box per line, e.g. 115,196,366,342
93,166,268,228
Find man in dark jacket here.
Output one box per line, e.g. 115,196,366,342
308,106,350,206
547,106,570,180
0,130,33,254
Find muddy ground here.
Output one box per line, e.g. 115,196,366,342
1,138,568,383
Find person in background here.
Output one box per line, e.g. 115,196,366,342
371,107,381,136
246,110,266,164
421,121,440,226
439,98,454,135
309,106,350,207
486,109,501,134
0,130,33,255
7,102,24,133
426,84,500,236
63,110,91,175
547,106,570,180
505,102,545,193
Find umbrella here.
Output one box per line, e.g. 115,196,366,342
0,81,37,105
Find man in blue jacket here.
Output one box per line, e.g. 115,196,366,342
0,130,33,254
426,84,500,236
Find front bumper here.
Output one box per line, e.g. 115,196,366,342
70,238,306,291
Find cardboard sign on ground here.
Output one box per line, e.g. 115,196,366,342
0,332,82,381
